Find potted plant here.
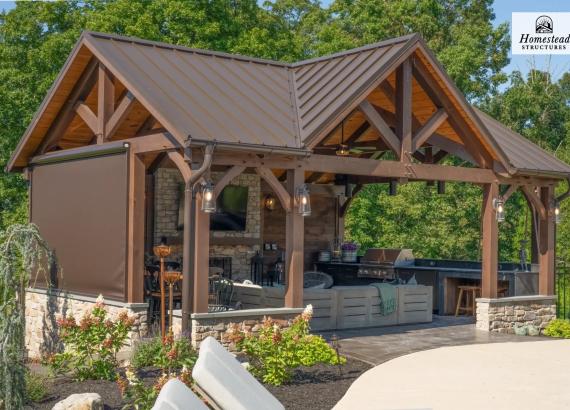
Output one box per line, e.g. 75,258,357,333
341,242,358,262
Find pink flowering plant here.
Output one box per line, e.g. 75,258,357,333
225,305,345,385
48,295,134,381
118,333,196,410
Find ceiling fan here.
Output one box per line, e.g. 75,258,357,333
318,120,378,156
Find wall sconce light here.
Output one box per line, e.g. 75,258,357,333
554,202,561,224
493,197,505,222
296,184,311,216
264,194,276,211
201,181,216,213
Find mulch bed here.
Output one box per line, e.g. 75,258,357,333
25,359,370,410
266,359,371,410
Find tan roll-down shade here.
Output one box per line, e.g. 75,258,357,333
30,151,128,301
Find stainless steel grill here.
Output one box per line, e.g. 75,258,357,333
357,248,415,279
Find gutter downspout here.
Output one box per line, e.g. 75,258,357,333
181,143,214,333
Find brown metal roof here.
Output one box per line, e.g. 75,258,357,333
7,31,570,179
84,32,299,148
292,35,416,144
474,108,570,177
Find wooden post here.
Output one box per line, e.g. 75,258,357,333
481,183,498,298
531,211,539,264
396,59,412,161
285,168,305,307
97,64,114,144
126,151,145,303
144,174,155,254
539,186,555,295
181,184,194,330
193,192,210,313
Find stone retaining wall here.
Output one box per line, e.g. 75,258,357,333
25,288,148,359
476,295,556,335
172,308,304,350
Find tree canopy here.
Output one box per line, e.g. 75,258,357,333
0,0,568,263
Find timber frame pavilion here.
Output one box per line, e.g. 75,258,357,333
8,31,570,332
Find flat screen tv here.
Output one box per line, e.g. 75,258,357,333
211,185,248,231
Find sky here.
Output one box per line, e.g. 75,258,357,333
0,0,569,83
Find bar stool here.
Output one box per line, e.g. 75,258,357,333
455,285,481,316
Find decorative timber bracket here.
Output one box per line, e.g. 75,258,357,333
74,64,137,144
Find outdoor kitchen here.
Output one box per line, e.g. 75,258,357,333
145,160,543,332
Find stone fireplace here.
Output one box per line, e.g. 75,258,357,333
153,168,261,281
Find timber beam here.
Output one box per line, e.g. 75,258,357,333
109,132,560,187
521,185,547,219
214,165,246,198
412,57,493,168
207,151,500,184
359,100,401,157
501,184,519,203
396,59,413,161
412,109,448,151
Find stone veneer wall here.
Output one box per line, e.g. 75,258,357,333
25,288,148,359
154,168,261,281
476,295,556,334
172,308,304,350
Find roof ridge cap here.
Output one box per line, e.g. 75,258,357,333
291,33,419,67
82,30,293,68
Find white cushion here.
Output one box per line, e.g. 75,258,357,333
192,337,284,410
152,378,209,410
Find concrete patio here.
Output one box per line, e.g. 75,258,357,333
334,339,570,410
321,315,544,365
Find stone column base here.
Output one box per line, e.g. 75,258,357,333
173,307,304,350
476,295,556,334
25,288,148,359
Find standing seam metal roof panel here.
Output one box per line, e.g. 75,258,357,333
293,39,411,143
7,31,570,179
85,34,299,148
474,108,570,176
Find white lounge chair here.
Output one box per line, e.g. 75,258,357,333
152,378,209,410
192,337,285,410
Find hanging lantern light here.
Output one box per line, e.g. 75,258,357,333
201,181,216,213
493,197,505,222
554,202,561,224
296,184,311,216
336,120,350,156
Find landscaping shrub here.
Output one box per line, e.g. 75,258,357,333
132,335,196,371
120,333,196,409
48,295,134,381
544,319,570,338
226,305,346,385
0,224,53,410
25,371,49,403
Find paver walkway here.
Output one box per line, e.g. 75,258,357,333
321,315,544,365
334,340,570,410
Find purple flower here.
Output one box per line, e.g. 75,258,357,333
341,242,358,251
